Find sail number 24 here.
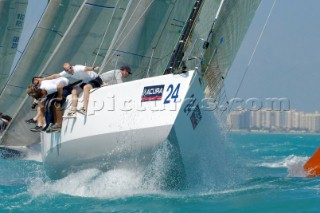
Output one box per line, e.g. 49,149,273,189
164,83,181,104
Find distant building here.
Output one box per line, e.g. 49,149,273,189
227,109,320,133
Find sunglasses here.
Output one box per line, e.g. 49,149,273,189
64,66,72,72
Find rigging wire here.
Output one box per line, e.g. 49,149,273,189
99,0,154,74
92,0,121,67
228,0,278,114
98,0,139,73
145,1,186,77
146,48,155,77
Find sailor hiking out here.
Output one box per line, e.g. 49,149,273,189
27,77,69,132
43,62,102,116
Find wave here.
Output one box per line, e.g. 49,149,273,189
259,155,309,177
27,168,168,199
23,144,42,162
0,143,42,162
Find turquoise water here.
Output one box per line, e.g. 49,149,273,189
1,133,320,212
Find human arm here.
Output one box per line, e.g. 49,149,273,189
31,98,38,109
56,85,63,100
43,73,61,80
85,66,100,72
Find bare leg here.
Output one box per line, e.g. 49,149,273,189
71,87,82,111
33,106,41,120
83,84,93,110
39,103,45,126
35,106,44,126
55,103,62,126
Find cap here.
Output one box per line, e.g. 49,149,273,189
120,65,132,74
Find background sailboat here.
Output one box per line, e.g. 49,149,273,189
0,0,28,93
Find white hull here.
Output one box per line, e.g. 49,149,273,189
41,71,223,185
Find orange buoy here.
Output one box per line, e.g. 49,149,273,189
304,147,320,178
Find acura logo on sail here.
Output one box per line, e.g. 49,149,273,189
141,85,164,102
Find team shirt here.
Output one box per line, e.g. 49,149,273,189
59,65,99,83
40,77,69,95
100,69,123,85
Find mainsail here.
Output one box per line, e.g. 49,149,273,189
0,0,28,93
41,0,131,77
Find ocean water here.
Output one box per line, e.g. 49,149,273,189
1,133,320,212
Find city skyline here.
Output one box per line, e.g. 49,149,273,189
228,109,320,133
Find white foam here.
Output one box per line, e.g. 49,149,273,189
259,155,309,177
22,143,43,162
28,168,165,199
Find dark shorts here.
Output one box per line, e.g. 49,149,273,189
80,76,103,89
44,93,60,107
44,89,68,111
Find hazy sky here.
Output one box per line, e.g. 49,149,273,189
19,0,319,112
225,0,320,112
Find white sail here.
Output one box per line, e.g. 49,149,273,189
182,0,222,70
0,0,28,93
40,0,131,77
200,0,261,98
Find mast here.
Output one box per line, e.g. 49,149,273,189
164,0,204,74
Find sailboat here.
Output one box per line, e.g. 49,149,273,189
41,1,259,183
1,0,261,184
